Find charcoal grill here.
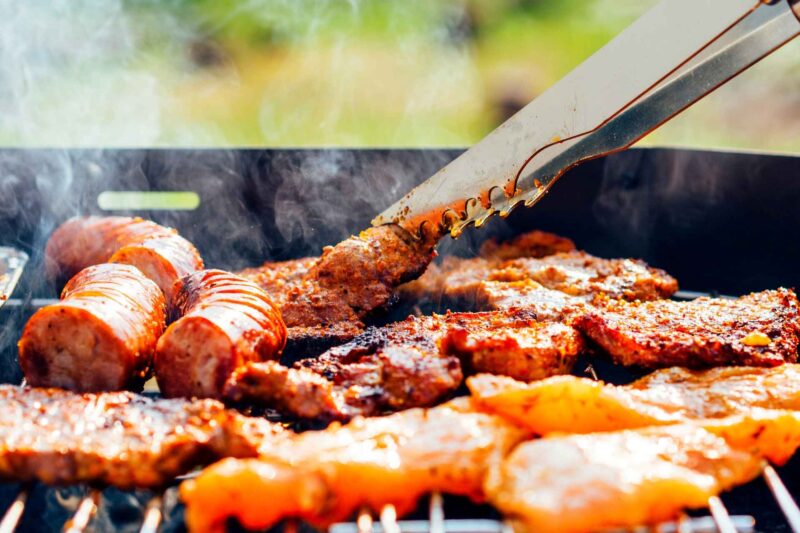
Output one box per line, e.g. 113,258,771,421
0,147,799,532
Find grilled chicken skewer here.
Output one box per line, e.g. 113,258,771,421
488,415,800,533
468,364,800,435
180,398,527,532
18,264,166,392
155,269,286,399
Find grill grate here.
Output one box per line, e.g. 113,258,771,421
0,292,799,532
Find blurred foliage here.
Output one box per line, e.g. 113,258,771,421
0,0,798,149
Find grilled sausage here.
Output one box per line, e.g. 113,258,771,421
18,263,167,392
44,216,204,305
155,270,287,399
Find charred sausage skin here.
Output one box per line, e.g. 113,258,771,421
45,216,204,305
18,263,167,392
155,269,287,399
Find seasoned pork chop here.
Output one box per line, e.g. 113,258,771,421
576,288,800,368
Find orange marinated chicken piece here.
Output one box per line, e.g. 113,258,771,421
181,398,527,533
487,423,763,533
468,365,800,435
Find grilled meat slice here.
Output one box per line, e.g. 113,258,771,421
155,270,286,399
225,310,583,421
0,385,282,488
477,229,576,260
398,229,573,308
403,246,677,312
238,226,437,351
180,398,527,533
576,288,800,368
441,320,583,381
18,264,166,392
486,251,678,300
472,279,589,320
45,216,203,306
468,364,800,435
487,423,763,533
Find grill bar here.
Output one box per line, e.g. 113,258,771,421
0,489,26,533
357,508,374,533
707,496,737,533
763,465,800,533
62,490,98,533
138,495,163,533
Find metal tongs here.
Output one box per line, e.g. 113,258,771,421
373,0,800,239
0,247,27,310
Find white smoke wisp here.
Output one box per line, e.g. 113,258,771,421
0,0,179,147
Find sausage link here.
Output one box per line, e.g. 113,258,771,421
18,263,167,392
155,269,287,399
45,216,204,305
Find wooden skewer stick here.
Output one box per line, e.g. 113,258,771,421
707,496,737,533
357,507,373,533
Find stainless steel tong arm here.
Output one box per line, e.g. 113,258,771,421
373,0,800,239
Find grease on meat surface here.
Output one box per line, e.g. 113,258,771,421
576,289,800,368
180,398,527,533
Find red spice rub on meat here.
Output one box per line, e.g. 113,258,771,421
224,309,583,422
576,288,800,368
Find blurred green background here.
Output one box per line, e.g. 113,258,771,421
1,0,798,150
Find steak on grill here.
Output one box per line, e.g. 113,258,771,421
576,288,800,368
225,310,583,421
0,385,283,488
239,225,437,353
